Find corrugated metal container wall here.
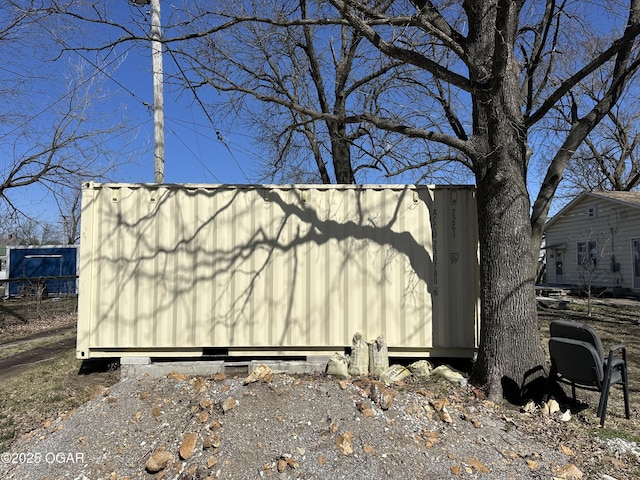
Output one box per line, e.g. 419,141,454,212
77,183,479,359
7,246,78,296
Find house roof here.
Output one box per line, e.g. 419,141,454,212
545,190,640,230
586,190,640,206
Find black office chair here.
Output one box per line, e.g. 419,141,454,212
545,320,630,427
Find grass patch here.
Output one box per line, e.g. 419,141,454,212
538,298,640,467
0,348,119,453
594,427,640,444
0,330,75,359
0,413,16,451
539,300,640,394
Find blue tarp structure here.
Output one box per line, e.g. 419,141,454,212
7,246,78,296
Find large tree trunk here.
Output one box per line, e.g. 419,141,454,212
469,105,547,402
471,152,546,402
467,0,545,400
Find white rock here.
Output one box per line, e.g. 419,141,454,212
430,365,468,386
521,400,536,413
548,399,560,414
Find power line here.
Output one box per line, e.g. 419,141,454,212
29,11,150,109
168,114,267,166
165,45,250,182
164,118,222,183
0,49,128,143
25,9,254,184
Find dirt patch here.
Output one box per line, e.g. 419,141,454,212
0,297,78,379
0,325,75,349
0,334,76,380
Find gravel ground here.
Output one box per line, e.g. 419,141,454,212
0,367,605,480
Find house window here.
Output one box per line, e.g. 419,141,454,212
586,204,597,218
577,240,598,267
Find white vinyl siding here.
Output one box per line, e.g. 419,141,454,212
545,195,640,290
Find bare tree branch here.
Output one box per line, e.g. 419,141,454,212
525,22,640,127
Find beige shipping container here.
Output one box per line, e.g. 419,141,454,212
77,183,479,359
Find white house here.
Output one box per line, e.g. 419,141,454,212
543,191,640,293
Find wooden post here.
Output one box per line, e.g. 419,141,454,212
150,0,164,183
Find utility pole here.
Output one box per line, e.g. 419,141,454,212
131,0,164,183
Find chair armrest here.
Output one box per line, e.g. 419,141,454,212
607,357,625,369
600,344,626,387
606,344,627,368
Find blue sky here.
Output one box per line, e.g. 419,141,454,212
100,13,256,185
2,2,263,220
4,1,426,223
61,1,472,189
4,1,634,222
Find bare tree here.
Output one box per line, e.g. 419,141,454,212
52,1,472,185
171,0,468,184
574,231,616,316
561,91,640,197
0,2,136,216
320,0,640,399
0,185,79,246
52,187,82,245
1,215,60,246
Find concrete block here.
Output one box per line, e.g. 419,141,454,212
120,356,151,365
249,359,327,375
121,360,225,378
